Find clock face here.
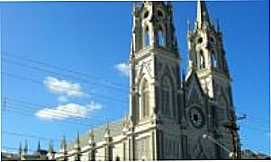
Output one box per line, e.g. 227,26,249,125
189,107,205,128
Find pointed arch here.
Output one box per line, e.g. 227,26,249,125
199,50,205,69
140,78,150,119
211,51,217,68
157,25,166,47
219,95,227,108
219,88,228,109
161,76,173,117
144,25,150,47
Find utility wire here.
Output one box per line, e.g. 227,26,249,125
2,53,128,93
4,108,122,130
2,131,59,142
2,105,123,132
2,96,127,125
2,105,122,130
3,98,109,121
2,71,129,104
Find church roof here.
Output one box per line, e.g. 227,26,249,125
67,119,124,150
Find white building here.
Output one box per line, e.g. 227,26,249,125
51,1,241,160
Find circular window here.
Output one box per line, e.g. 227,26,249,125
189,107,205,128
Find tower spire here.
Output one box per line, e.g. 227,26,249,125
48,140,54,153
196,0,210,28
60,135,67,153
23,140,28,155
37,140,41,152
18,142,22,156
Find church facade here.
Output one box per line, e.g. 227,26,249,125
50,1,241,160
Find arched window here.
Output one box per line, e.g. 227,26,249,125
219,96,227,108
144,26,150,47
161,77,172,116
141,79,149,118
158,10,164,18
88,151,95,161
211,52,217,68
199,50,205,69
158,26,165,47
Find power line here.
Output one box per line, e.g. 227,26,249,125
2,131,59,142
2,51,127,87
4,96,128,123
2,105,123,132
2,52,129,93
2,107,102,128
3,103,121,126
2,96,127,125
1,71,129,104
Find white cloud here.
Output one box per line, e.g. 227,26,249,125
58,96,69,103
35,101,102,120
88,100,103,111
115,62,130,77
43,76,85,97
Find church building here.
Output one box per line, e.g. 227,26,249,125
23,1,241,160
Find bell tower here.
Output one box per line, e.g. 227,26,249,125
129,1,181,125
128,1,183,160
187,0,231,99
186,0,240,159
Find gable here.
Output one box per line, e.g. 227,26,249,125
186,73,205,106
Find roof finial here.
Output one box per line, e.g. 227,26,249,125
23,140,28,154
60,135,67,153
18,142,22,156
88,129,95,145
104,122,111,139
37,140,41,152
196,0,210,28
74,131,80,149
48,140,54,153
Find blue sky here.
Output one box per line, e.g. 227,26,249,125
1,0,270,155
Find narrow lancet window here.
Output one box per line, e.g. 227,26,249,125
199,50,205,69
141,79,149,118
144,26,150,47
161,77,172,117
158,26,165,47
211,53,217,68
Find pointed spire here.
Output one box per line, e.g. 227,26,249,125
18,142,22,155
104,122,111,139
37,140,41,152
60,135,67,153
88,129,95,145
48,140,54,153
23,140,28,154
196,0,210,28
74,131,80,150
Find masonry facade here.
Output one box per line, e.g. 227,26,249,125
19,1,241,161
